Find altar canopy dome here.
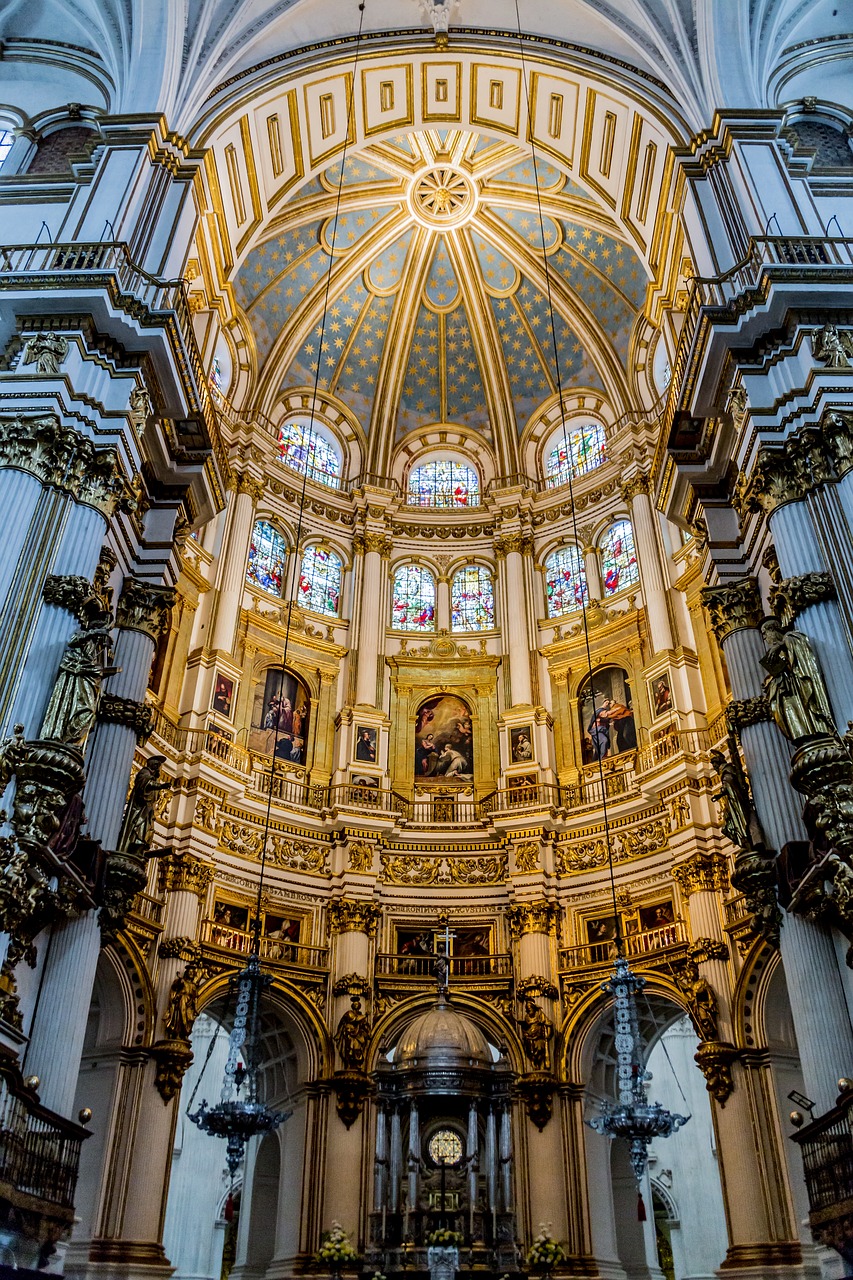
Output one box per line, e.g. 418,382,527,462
395,998,493,1069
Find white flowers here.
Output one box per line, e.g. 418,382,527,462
316,1222,359,1267
527,1225,564,1269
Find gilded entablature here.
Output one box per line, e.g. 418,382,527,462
555,813,670,873
218,818,330,875
379,852,506,886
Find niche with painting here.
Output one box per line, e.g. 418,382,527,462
578,665,636,765
249,667,311,766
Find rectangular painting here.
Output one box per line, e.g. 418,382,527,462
212,901,250,931
414,694,473,781
453,926,490,957
264,913,301,957
509,725,535,764
586,914,620,943
648,671,673,719
354,725,378,764
350,773,381,804
249,667,311,765
638,899,675,931
211,672,236,718
396,927,435,956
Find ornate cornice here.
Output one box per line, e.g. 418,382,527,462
494,532,534,560
43,574,92,617
620,472,651,503
770,571,836,626
672,851,729,897
97,693,155,744
116,577,178,640
701,579,763,644
0,415,127,517
157,850,214,899
327,897,381,937
507,899,559,938
726,696,772,734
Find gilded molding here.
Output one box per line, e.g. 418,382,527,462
236,473,265,503
0,415,127,517
619,473,651,502
43,574,93,617
327,898,381,937
379,853,506,886
770,571,836,626
97,693,155,744
354,532,393,558
507,900,559,939
513,840,540,873
726,696,772,734
493,532,534,560
116,577,178,641
347,840,374,873
701,579,763,644
672,850,729,896
157,850,214,899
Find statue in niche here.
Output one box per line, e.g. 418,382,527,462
517,996,553,1071
117,755,171,856
21,332,69,376
334,995,370,1071
760,619,837,743
163,965,201,1042
40,601,117,747
710,740,766,851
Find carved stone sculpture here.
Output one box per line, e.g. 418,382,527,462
163,966,201,1041
116,755,171,857
40,603,117,748
334,995,370,1071
813,323,853,369
710,741,766,851
517,996,553,1071
675,960,719,1043
760,619,837,743
128,386,152,435
21,332,69,375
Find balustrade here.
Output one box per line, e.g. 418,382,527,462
558,919,687,971
199,918,329,969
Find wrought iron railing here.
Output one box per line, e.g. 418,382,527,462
375,953,512,979
0,1062,89,1213
558,920,687,971
791,1086,853,1222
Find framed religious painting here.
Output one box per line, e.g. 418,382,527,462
509,725,535,764
349,773,381,805
647,671,673,720
578,666,636,764
249,667,311,765
414,694,473,782
354,725,378,765
211,671,236,718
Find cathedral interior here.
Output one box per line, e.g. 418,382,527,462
0,1,852,1278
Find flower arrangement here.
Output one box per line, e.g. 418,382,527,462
315,1222,359,1269
426,1228,463,1247
527,1225,564,1271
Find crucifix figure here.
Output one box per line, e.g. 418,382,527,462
434,918,455,999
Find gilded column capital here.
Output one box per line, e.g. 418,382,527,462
770,571,836,627
494,532,534,561
0,415,127,517
701,578,763,644
235,473,265,503
43,574,93,617
327,897,381,937
620,472,651,503
672,851,729,897
156,850,214,899
507,899,559,939
116,577,178,641
726,696,772,734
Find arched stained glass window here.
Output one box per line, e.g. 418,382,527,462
545,423,606,487
600,519,639,597
298,545,342,616
278,421,341,489
246,520,287,597
0,132,13,173
407,460,480,508
452,566,495,631
392,565,436,631
544,547,587,617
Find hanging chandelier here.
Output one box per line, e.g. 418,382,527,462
587,957,688,1182
189,956,290,1177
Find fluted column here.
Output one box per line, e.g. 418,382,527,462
210,474,264,655
509,900,558,980
84,578,176,848
621,473,673,653
575,525,602,601
406,1100,419,1233
436,573,451,632
0,469,46,609
389,1105,402,1213
496,533,533,707
354,534,392,707
703,578,853,1113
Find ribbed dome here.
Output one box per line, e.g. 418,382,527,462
396,999,492,1069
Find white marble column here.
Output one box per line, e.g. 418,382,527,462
0,470,51,617
354,535,390,708
622,476,673,653
210,475,263,655
497,535,533,707
436,574,451,633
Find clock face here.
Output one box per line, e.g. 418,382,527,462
428,1128,464,1166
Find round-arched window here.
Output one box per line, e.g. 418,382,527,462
599,520,639,596
428,1128,464,1165
392,565,436,631
278,421,341,488
451,566,494,631
544,422,606,488
407,459,480,508
246,520,287,597
544,547,587,617
298,545,342,616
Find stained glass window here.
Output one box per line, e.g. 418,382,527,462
246,520,287,596
600,520,639,597
298,545,342,616
0,132,13,173
545,423,606,487
407,460,480,508
544,547,587,617
209,355,223,394
278,422,341,489
452,566,495,631
392,565,436,631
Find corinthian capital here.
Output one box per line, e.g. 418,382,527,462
494,532,534,560
116,577,178,640
327,897,381,937
620,472,651,503
507,899,559,939
0,416,126,517
701,578,763,644
236,473,265,503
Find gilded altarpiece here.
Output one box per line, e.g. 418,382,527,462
386,640,500,797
